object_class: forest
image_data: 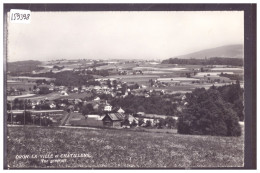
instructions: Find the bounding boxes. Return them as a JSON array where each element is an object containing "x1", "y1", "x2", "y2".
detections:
[
  {"x1": 161, "y1": 57, "x2": 243, "y2": 66},
  {"x1": 177, "y1": 81, "x2": 243, "y2": 136},
  {"x1": 8, "y1": 60, "x2": 43, "y2": 75}
]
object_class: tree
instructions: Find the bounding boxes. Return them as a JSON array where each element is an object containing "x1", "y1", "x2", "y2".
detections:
[
  {"x1": 177, "y1": 88, "x2": 241, "y2": 136},
  {"x1": 82, "y1": 104, "x2": 94, "y2": 116},
  {"x1": 157, "y1": 118, "x2": 166, "y2": 129},
  {"x1": 122, "y1": 117, "x2": 130, "y2": 126},
  {"x1": 112, "y1": 80, "x2": 117, "y2": 88},
  {"x1": 14, "y1": 111, "x2": 32, "y2": 125},
  {"x1": 138, "y1": 118, "x2": 144, "y2": 126},
  {"x1": 145, "y1": 120, "x2": 152, "y2": 127},
  {"x1": 165, "y1": 117, "x2": 176, "y2": 129},
  {"x1": 217, "y1": 82, "x2": 244, "y2": 121},
  {"x1": 107, "y1": 79, "x2": 112, "y2": 88},
  {"x1": 137, "y1": 105, "x2": 145, "y2": 113},
  {"x1": 131, "y1": 120, "x2": 137, "y2": 127},
  {"x1": 125, "y1": 108, "x2": 134, "y2": 114},
  {"x1": 38, "y1": 87, "x2": 51, "y2": 95}
]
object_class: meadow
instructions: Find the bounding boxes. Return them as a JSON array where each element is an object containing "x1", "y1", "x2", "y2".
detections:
[
  {"x1": 7, "y1": 81, "x2": 36, "y2": 91},
  {"x1": 6, "y1": 125, "x2": 244, "y2": 168}
]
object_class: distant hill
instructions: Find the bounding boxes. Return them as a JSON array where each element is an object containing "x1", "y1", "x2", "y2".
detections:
[
  {"x1": 7, "y1": 60, "x2": 43, "y2": 74},
  {"x1": 173, "y1": 44, "x2": 244, "y2": 59}
]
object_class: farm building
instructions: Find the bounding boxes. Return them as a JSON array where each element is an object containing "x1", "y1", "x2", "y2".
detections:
[
  {"x1": 99, "y1": 101, "x2": 113, "y2": 112},
  {"x1": 67, "y1": 112, "x2": 104, "y2": 127},
  {"x1": 112, "y1": 107, "x2": 125, "y2": 113},
  {"x1": 101, "y1": 113, "x2": 126, "y2": 127},
  {"x1": 103, "y1": 104, "x2": 112, "y2": 112},
  {"x1": 70, "y1": 117, "x2": 104, "y2": 127},
  {"x1": 86, "y1": 114, "x2": 103, "y2": 120},
  {"x1": 93, "y1": 97, "x2": 100, "y2": 101},
  {"x1": 127, "y1": 114, "x2": 138, "y2": 124}
]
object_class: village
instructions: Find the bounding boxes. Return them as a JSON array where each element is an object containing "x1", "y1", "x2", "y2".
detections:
[
  {"x1": 6, "y1": 57, "x2": 244, "y2": 131},
  {"x1": 6, "y1": 72, "x2": 181, "y2": 130}
]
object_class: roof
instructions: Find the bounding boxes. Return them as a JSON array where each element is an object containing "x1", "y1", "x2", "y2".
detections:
[
  {"x1": 112, "y1": 107, "x2": 125, "y2": 113},
  {"x1": 70, "y1": 118, "x2": 103, "y2": 127},
  {"x1": 103, "y1": 113, "x2": 126, "y2": 121}
]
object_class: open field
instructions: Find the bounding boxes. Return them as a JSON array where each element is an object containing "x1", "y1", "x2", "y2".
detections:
[
  {"x1": 7, "y1": 81, "x2": 36, "y2": 90},
  {"x1": 133, "y1": 67, "x2": 187, "y2": 71},
  {"x1": 6, "y1": 126, "x2": 244, "y2": 168},
  {"x1": 211, "y1": 67, "x2": 243, "y2": 71},
  {"x1": 7, "y1": 94, "x2": 36, "y2": 101},
  {"x1": 16, "y1": 92, "x2": 91, "y2": 101}
]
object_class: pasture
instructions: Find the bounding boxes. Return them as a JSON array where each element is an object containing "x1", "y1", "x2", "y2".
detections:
[
  {"x1": 19, "y1": 92, "x2": 91, "y2": 101},
  {"x1": 7, "y1": 81, "x2": 36, "y2": 91},
  {"x1": 6, "y1": 125, "x2": 244, "y2": 168}
]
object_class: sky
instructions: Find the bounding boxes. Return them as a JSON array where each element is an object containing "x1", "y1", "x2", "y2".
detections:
[{"x1": 7, "y1": 11, "x2": 244, "y2": 62}]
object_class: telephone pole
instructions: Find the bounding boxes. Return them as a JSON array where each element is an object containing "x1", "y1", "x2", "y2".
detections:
[
  {"x1": 10, "y1": 100, "x2": 13, "y2": 125},
  {"x1": 23, "y1": 99, "x2": 26, "y2": 125},
  {"x1": 40, "y1": 113, "x2": 42, "y2": 126}
]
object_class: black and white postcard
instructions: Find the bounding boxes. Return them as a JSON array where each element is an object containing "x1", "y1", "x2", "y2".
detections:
[{"x1": 3, "y1": 3, "x2": 256, "y2": 169}]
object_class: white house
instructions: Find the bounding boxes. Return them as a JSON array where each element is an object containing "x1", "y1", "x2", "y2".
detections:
[
  {"x1": 49, "y1": 103, "x2": 56, "y2": 109},
  {"x1": 94, "y1": 97, "x2": 100, "y2": 101},
  {"x1": 104, "y1": 103, "x2": 112, "y2": 112},
  {"x1": 60, "y1": 91, "x2": 68, "y2": 96}
]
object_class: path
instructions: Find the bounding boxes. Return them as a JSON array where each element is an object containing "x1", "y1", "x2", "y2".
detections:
[{"x1": 60, "y1": 112, "x2": 71, "y2": 126}]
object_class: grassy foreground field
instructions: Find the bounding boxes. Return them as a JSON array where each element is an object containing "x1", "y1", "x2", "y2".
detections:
[{"x1": 6, "y1": 126, "x2": 244, "y2": 168}]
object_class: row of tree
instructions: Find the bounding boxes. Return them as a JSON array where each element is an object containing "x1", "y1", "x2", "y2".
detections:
[
  {"x1": 7, "y1": 111, "x2": 53, "y2": 126},
  {"x1": 110, "y1": 95, "x2": 178, "y2": 115},
  {"x1": 162, "y1": 57, "x2": 243, "y2": 66}
]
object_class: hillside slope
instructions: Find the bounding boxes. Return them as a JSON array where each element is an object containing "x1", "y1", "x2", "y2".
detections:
[{"x1": 174, "y1": 44, "x2": 243, "y2": 59}]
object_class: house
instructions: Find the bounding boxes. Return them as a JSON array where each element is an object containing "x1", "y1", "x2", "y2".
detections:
[
  {"x1": 59, "y1": 86, "x2": 65, "y2": 90},
  {"x1": 59, "y1": 103, "x2": 66, "y2": 107},
  {"x1": 143, "y1": 118, "x2": 156, "y2": 126},
  {"x1": 145, "y1": 93, "x2": 150, "y2": 98},
  {"x1": 74, "y1": 99, "x2": 82, "y2": 104},
  {"x1": 112, "y1": 107, "x2": 125, "y2": 114},
  {"x1": 70, "y1": 117, "x2": 104, "y2": 127},
  {"x1": 49, "y1": 103, "x2": 56, "y2": 109},
  {"x1": 92, "y1": 103, "x2": 99, "y2": 111},
  {"x1": 31, "y1": 101, "x2": 38, "y2": 106},
  {"x1": 103, "y1": 103, "x2": 112, "y2": 112},
  {"x1": 81, "y1": 85, "x2": 88, "y2": 91},
  {"x1": 68, "y1": 99, "x2": 75, "y2": 104},
  {"x1": 127, "y1": 114, "x2": 138, "y2": 124},
  {"x1": 35, "y1": 88, "x2": 40, "y2": 93},
  {"x1": 101, "y1": 113, "x2": 126, "y2": 127},
  {"x1": 67, "y1": 105, "x2": 74, "y2": 112},
  {"x1": 141, "y1": 85, "x2": 147, "y2": 89},
  {"x1": 73, "y1": 87, "x2": 79, "y2": 92},
  {"x1": 94, "y1": 86, "x2": 101, "y2": 91},
  {"x1": 49, "y1": 87, "x2": 54, "y2": 91},
  {"x1": 60, "y1": 91, "x2": 68, "y2": 96},
  {"x1": 136, "y1": 112, "x2": 145, "y2": 116},
  {"x1": 86, "y1": 114, "x2": 103, "y2": 120},
  {"x1": 93, "y1": 97, "x2": 100, "y2": 101},
  {"x1": 117, "y1": 107, "x2": 125, "y2": 113}
]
